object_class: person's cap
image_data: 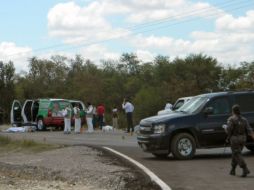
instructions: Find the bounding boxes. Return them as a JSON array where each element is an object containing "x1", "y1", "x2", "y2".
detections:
[{"x1": 232, "y1": 104, "x2": 241, "y2": 115}]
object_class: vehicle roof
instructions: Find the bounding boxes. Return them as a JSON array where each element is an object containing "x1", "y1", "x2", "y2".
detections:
[
  {"x1": 177, "y1": 96, "x2": 193, "y2": 101},
  {"x1": 39, "y1": 98, "x2": 66, "y2": 101},
  {"x1": 197, "y1": 91, "x2": 254, "y2": 98},
  {"x1": 69, "y1": 100, "x2": 83, "y2": 102}
]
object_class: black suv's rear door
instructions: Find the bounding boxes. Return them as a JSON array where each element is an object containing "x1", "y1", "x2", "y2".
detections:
[
  {"x1": 198, "y1": 96, "x2": 231, "y2": 147},
  {"x1": 234, "y1": 93, "x2": 254, "y2": 142}
]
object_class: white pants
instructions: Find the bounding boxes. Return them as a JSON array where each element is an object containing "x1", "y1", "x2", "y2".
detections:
[
  {"x1": 86, "y1": 117, "x2": 94, "y2": 133},
  {"x1": 112, "y1": 118, "x2": 118, "y2": 129},
  {"x1": 74, "y1": 118, "x2": 81, "y2": 133},
  {"x1": 64, "y1": 118, "x2": 71, "y2": 133}
]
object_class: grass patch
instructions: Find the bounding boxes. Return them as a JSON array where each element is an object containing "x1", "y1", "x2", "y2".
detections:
[{"x1": 0, "y1": 135, "x2": 60, "y2": 153}]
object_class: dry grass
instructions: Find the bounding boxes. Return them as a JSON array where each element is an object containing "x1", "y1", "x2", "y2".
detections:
[
  {"x1": 0, "y1": 124, "x2": 10, "y2": 131},
  {"x1": 0, "y1": 135, "x2": 60, "y2": 153}
]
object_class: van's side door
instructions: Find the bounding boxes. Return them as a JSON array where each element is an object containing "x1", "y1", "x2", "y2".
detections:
[
  {"x1": 198, "y1": 97, "x2": 231, "y2": 147},
  {"x1": 10, "y1": 100, "x2": 23, "y2": 126}
]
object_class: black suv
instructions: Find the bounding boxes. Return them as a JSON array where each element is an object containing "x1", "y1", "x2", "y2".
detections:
[{"x1": 137, "y1": 91, "x2": 254, "y2": 160}]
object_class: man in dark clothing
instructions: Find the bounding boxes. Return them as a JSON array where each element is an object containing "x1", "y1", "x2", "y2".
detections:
[
  {"x1": 226, "y1": 105, "x2": 254, "y2": 177},
  {"x1": 97, "y1": 104, "x2": 105, "y2": 130}
]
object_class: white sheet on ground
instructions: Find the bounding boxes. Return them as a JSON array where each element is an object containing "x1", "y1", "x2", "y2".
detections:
[
  {"x1": 102, "y1": 125, "x2": 113, "y2": 132},
  {"x1": 5, "y1": 126, "x2": 36, "y2": 133}
]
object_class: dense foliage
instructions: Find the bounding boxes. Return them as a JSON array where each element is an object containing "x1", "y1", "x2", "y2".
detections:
[{"x1": 0, "y1": 53, "x2": 253, "y2": 126}]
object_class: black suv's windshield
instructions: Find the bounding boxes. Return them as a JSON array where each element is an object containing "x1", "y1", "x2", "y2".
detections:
[{"x1": 177, "y1": 96, "x2": 208, "y2": 113}]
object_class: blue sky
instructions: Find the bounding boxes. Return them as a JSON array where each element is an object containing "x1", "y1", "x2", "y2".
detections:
[{"x1": 0, "y1": 0, "x2": 254, "y2": 72}]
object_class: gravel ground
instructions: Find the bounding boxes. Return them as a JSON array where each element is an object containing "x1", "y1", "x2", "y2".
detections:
[{"x1": 0, "y1": 145, "x2": 159, "y2": 190}]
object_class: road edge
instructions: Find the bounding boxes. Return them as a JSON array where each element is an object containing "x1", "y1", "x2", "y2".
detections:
[{"x1": 103, "y1": 147, "x2": 171, "y2": 190}]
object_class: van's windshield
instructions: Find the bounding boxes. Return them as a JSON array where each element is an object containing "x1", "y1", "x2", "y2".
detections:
[{"x1": 177, "y1": 96, "x2": 208, "y2": 114}]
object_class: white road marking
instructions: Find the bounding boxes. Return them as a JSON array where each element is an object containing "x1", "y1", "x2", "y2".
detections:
[{"x1": 103, "y1": 147, "x2": 171, "y2": 190}]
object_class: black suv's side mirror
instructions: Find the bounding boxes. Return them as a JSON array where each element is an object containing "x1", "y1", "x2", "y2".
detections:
[{"x1": 204, "y1": 107, "x2": 214, "y2": 115}]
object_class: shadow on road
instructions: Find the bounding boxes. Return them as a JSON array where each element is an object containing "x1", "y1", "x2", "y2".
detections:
[{"x1": 142, "y1": 151, "x2": 254, "y2": 161}]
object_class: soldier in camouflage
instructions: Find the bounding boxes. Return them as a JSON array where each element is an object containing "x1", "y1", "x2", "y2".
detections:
[{"x1": 227, "y1": 105, "x2": 254, "y2": 177}]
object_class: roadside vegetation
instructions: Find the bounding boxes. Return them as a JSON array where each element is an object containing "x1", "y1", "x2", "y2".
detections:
[
  {"x1": 0, "y1": 53, "x2": 254, "y2": 126},
  {"x1": 0, "y1": 135, "x2": 59, "y2": 153}
]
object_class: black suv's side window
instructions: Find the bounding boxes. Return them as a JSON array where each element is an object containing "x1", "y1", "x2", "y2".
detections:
[
  {"x1": 235, "y1": 94, "x2": 254, "y2": 112},
  {"x1": 207, "y1": 97, "x2": 230, "y2": 115},
  {"x1": 173, "y1": 100, "x2": 184, "y2": 110}
]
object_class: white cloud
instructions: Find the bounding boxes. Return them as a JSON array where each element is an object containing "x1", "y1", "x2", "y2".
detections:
[
  {"x1": 0, "y1": 42, "x2": 32, "y2": 73},
  {"x1": 48, "y1": 1, "x2": 129, "y2": 45},
  {"x1": 79, "y1": 44, "x2": 120, "y2": 62},
  {"x1": 216, "y1": 10, "x2": 254, "y2": 32},
  {"x1": 130, "y1": 35, "x2": 191, "y2": 55},
  {"x1": 45, "y1": 0, "x2": 254, "y2": 67},
  {"x1": 33, "y1": 44, "x2": 119, "y2": 66},
  {"x1": 125, "y1": 1, "x2": 224, "y2": 23},
  {"x1": 136, "y1": 50, "x2": 155, "y2": 63},
  {"x1": 47, "y1": 0, "x2": 225, "y2": 45},
  {"x1": 128, "y1": 9, "x2": 254, "y2": 65}
]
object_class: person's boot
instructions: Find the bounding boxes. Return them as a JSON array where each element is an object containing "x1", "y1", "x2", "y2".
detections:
[
  {"x1": 241, "y1": 166, "x2": 250, "y2": 177},
  {"x1": 230, "y1": 165, "x2": 236, "y2": 176}
]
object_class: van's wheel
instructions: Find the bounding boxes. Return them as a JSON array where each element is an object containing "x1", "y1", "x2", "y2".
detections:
[
  {"x1": 37, "y1": 118, "x2": 45, "y2": 131},
  {"x1": 171, "y1": 133, "x2": 196, "y2": 160},
  {"x1": 246, "y1": 145, "x2": 254, "y2": 152},
  {"x1": 152, "y1": 153, "x2": 169, "y2": 158}
]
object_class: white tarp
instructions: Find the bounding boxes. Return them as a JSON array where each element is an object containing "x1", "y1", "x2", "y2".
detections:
[
  {"x1": 5, "y1": 126, "x2": 36, "y2": 133},
  {"x1": 102, "y1": 125, "x2": 113, "y2": 132}
]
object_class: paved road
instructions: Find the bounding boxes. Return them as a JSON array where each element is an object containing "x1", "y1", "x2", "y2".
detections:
[{"x1": 1, "y1": 130, "x2": 254, "y2": 190}]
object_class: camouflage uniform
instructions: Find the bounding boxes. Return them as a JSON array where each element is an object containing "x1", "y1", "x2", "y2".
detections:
[{"x1": 227, "y1": 115, "x2": 253, "y2": 176}]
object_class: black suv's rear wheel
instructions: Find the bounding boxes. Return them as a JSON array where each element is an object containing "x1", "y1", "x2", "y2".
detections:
[
  {"x1": 37, "y1": 118, "x2": 45, "y2": 131},
  {"x1": 246, "y1": 145, "x2": 254, "y2": 152},
  {"x1": 171, "y1": 133, "x2": 196, "y2": 160}
]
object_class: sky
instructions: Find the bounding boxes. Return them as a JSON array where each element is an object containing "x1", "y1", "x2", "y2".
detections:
[{"x1": 0, "y1": 0, "x2": 254, "y2": 73}]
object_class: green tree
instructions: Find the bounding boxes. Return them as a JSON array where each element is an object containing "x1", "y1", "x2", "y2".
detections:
[{"x1": 0, "y1": 61, "x2": 15, "y2": 122}]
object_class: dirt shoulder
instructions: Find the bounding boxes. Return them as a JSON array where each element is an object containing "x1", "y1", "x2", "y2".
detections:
[{"x1": 0, "y1": 143, "x2": 159, "y2": 190}]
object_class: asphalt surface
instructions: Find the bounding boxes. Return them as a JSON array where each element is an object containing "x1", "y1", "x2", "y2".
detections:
[{"x1": 1, "y1": 130, "x2": 254, "y2": 190}]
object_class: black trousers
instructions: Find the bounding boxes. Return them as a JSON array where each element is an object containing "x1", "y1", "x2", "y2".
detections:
[
  {"x1": 98, "y1": 115, "x2": 104, "y2": 129},
  {"x1": 126, "y1": 112, "x2": 134, "y2": 132}
]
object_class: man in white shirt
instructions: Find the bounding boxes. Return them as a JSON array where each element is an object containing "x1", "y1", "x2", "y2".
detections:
[{"x1": 122, "y1": 98, "x2": 134, "y2": 133}]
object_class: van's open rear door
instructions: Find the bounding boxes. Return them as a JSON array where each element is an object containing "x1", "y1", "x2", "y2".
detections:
[{"x1": 10, "y1": 100, "x2": 22, "y2": 126}]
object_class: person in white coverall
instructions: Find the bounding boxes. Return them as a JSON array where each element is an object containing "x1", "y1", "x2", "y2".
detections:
[
  {"x1": 63, "y1": 105, "x2": 72, "y2": 134},
  {"x1": 86, "y1": 102, "x2": 94, "y2": 133},
  {"x1": 164, "y1": 100, "x2": 173, "y2": 110},
  {"x1": 74, "y1": 104, "x2": 81, "y2": 134}
]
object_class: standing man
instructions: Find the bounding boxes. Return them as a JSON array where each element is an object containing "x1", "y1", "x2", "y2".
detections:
[
  {"x1": 63, "y1": 105, "x2": 72, "y2": 134},
  {"x1": 86, "y1": 102, "x2": 94, "y2": 133},
  {"x1": 122, "y1": 98, "x2": 134, "y2": 133},
  {"x1": 97, "y1": 103, "x2": 105, "y2": 130},
  {"x1": 226, "y1": 105, "x2": 254, "y2": 177},
  {"x1": 73, "y1": 103, "x2": 81, "y2": 134},
  {"x1": 112, "y1": 106, "x2": 118, "y2": 130}
]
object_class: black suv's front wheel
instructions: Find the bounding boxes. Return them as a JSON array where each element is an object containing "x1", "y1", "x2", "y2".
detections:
[{"x1": 171, "y1": 133, "x2": 196, "y2": 160}]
